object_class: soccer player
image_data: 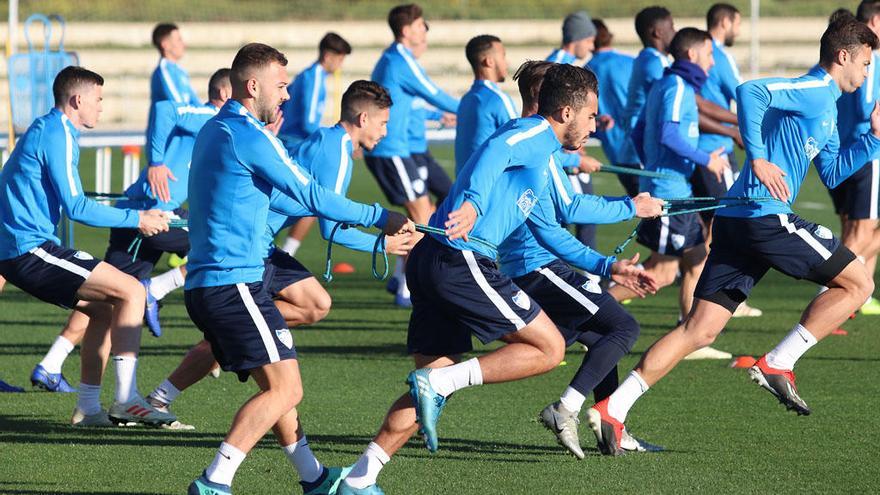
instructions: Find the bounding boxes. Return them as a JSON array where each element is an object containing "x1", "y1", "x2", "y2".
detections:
[
  {"x1": 506, "y1": 60, "x2": 665, "y2": 458},
  {"x1": 547, "y1": 11, "x2": 596, "y2": 65},
  {"x1": 150, "y1": 23, "x2": 199, "y2": 107},
  {"x1": 338, "y1": 64, "x2": 651, "y2": 494},
  {"x1": 0, "y1": 66, "x2": 172, "y2": 425},
  {"x1": 184, "y1": 43, "x2": 413, "y2": 495},
  {"x1": 454, "y1": 34, "x2": 517, "y2": 172},
  {"x1": 587, "y1": 19, "x2": 880, "y2": 455},
  {"x1": 609, "y1": 29, "x2": 729, "y2": 323}
]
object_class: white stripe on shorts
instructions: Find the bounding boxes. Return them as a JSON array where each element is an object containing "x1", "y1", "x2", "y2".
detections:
[
  {"x1": 657, "y1": 216, "x2": 670, "y2": 255},
  {"x1": 236, "y1": 283, "x2": 281, "y2": 363},
  {"x1": 462, "y1": 250, "x2": 526, "y2": 330},
  {"x1": 391, "y1": 156, "x2": 416, "y2": 201},
  {"x1": 29, "y1": 246, "x2": 92, "y2": 279},
  {"x1": 538, "y1": 267, "x2": 599, "y2": 314},
  {"x1": 777, "y1": 214, "x2": 831, "y2": 260},
  {"x1": 871, "y1": 159, "x2": 879, "y2": 220}
]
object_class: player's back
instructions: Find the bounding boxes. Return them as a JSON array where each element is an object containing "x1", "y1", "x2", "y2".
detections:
[
  {"x1": 455, "y1": 80, "x2": 518, "y2": 172},
  {"x1": 622, "y1": 47, "x2": 670, "y2": 133},
  {"x1": 279, "y1": 62, "x2": 325, "y2": 142},
  {"x1": 587, "y1": 50, "x2": 639, "y2": 164},
  {"x1": 370, "y1": 43, "x2": 416, "y2": 158},
  {"x1": 699, "y1": 40, "x2": 743, "y2": 153}
]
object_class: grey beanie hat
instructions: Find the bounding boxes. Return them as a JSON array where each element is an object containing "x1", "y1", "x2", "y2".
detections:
[{"x1": 562, "y1": 11, "x2": 597, "y2": 44}]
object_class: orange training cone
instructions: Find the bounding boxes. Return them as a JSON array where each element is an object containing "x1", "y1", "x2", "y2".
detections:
[
  {"x1": 332, "y1": 262, "x2": 356, "y2": 274},
  {"x1": 730, "y1": 355, "x2": 757, "y2": 368}
]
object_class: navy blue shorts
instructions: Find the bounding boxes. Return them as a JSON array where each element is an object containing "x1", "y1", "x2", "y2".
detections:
[
  {"x1": 406, "y1": 236, "x2": 542, "y2": 356},
  {"x1": 364, "y1": 155, "x2": 428, "y2": 206},
  {"x1": 412, "y1": 150, "x2": 452, "y2": 202},
  {"x1": 263, "y1": 249, "x2": 313, "y2": 298},
  {"x1": 689, "y1": 155, "x2": 736, "y2": 221},
  {"x1": 513, "y1": 260, "x2": 632, "y2": 346},
  {"x1": 695, "y1": 213, "x2": 856, "y2": 312},
  {"x1": 637, "y1": 212, "x2": 704, "y2": 257},
  {"x1": 614, "y1": 163, "x2": 641, "y2": 197},
  {"x1": 104, "y1": 208, "x2": 189, "y2": 279},
  {"x1": 0, "y1": 241, "x2": 101, "y2": 309},
  {"x1": 185, "y1": 282, "x2": 296, "y2": 382},
  {"x1": 837, "y1": 160, "x2": 880, "y2": 220}
]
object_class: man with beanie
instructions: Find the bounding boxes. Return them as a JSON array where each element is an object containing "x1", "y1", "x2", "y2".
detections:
[{"x1": 548, "y1": 11, "x2": 597, "y2": 64}]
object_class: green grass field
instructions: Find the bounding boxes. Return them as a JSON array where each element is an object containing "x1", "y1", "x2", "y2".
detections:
[{"x1": 1, "y1": 143, "x2": 879, "y2": 494}]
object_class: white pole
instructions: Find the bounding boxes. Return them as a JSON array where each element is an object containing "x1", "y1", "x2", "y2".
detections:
[
  {"x1": 6, "y1": 0, "x2": 18, "y2": 149},
  {"x1": 750, "y1": 0, "x2": 760, "y2": 79},
  {"x1": 95, "y1": 149, "x2": 104, "y2": 193},
  {"x1": 102, "y1": 147, "x2": 112, "y2": 193}
]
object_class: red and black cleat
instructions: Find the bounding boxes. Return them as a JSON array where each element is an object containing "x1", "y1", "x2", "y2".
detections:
[
  {"x1": 586, "y1": 398, "x2": 625, "y2": 456},
  {"x1": 748, "y1": 355, "x2": 811, "y2": 416}
]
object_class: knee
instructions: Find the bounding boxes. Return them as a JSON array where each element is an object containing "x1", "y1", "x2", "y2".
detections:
[
  {"x1": 619, "y1": 315, "x2": 641, "y2": 350},
  {"x1": 541, "y1": 332, "x2": 566, "y2": 372},
  {"x1": 683, "y1": 319, "x2": 720, "y2": 349},
  {"x1": 115, "y1": 275, "x2": 146, "y2": 306},
  {"x1": 308, "y1": 293, "x2": 332, "y2": 324}
]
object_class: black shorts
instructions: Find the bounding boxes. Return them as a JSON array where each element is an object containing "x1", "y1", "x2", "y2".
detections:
[
  {"x1": 636, "y1": 212, "x2": 704, "y2": 257},
  {"x1": 411, "y1": 151, "x2": 452, "y2": 203},
  {"x1": 263, "y1": 249, "x2": 313, "y2": 298},
  {"x1": 104, "y1": 208, "x2": 189, "y2": 279},
  {"x1": 0, "y1": 241, "x2": 101, "y2": 309},
  {"x1": 406, "y1": 236, "x2": 542, "y2": 356},
  {"x1": 695, "y1": 213, "x2": 856, "y2": 312},
  {"x1": 185, "y1": 282, "x2": 296, "y2": 382},
  {"x1": 689, "y1": 152, "x2": 736, "y2": 222},
  {"x1": 837, "y1": 160, "x2": 879, "y2": 220},
  {"x1": 614, "y1": 163, "x2": 641, "y2": 197},
  {"x1": 364, "y1": 155, "x2": 428, "y2": 206}
]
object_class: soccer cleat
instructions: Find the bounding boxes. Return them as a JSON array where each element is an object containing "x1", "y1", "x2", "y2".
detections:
[
  {"x1": 109, "y1": 395, "x2": 177, "y2": 426},
  {"x1": 146, "y1": 398, "x2": 196, "y2": 430},
  {"x1": 301, "y1": 466, "x2": 353, "y2": 495},
  {"x1": 748, "y1": 356, "x2": 811, "y2": 416},
  {"x1": 0, "y1": 379, "x2": 24, "y2": 393},
  {"x1": 538, "y1": 402, "x2": 584, "y2": 459},
  {"x1": 188, "y1": 472, "x2": 231, "y2": 495},
  {"x1": 385, "y1": 276, "x2": 399, "y2": 295},
  {"x1": 586, "y1": 398, "x2": 624, "y2": 456},
  {"x1": 860, "y1": 297, "x2": 880, "y2": 315},
  {"x1": 684, "y1": 346, "x2": 733, "y2": 360},
  {"x1": 620, "y1": 428, "x2": 664, "y2": 453},
  {"x1": 733, "y1": 302, "x2": 763, "y2": 317},
  {"x1": 30, "y1": 364, "x2": 77, "y2": 393},
  {"x1": 70, "y1": 407, "x2": 113, "y2": 427},
  {"x1": 394, "y1": 292, "x2": 412, "y2": 308},
  {"x1": 210, "y1": 366, "x2": 221, "y2": 378},
  {"x1": 168, "y1": 253, "x2": 188, "y2": 269},
  {"x1": 406, "y1": 368, "x2": 447, "y2": 453},
  {"x1": 141, "y1": 279, "x2": 163, "y2": 337},
  {"x1": 337, "y1": 481, "x2": 385, "y2": 495}
]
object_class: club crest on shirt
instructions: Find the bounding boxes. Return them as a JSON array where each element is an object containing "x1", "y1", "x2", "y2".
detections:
[
  {"x1": 275, "y1": 328, "x2": 293, "y2": 349},
  {"x1": 804, "y1": 136, "x2": 820, "y2": 160},
  {"x1": 671, "y1": 234, "x2": 686, "y2": 250},
  {"x1": 688, "y1": 122, "x2": 699, "y2": 138},
  {"x1": 512, "y1": 290, "x2": 531, "y2": 310},
  {"x1": 73, "y1": 251, "x2": 94, "y2": 261},
  {"x1": 516, "y1": 189, "x2": 538, "y2": 217},
  {"x1": 814, "y1": 225, "x2": 832, "y2": 240}
]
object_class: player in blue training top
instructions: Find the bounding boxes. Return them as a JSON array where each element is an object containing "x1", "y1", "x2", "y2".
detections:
[
  {"x1": 337, "y1": 64, "x2": 652, "y2": 494},
  {"x1": 621, "y1": 7, "x2": 675, "y2": 139},
  {"x1": 0, "y1": 66, "x2": 175, "y2": 425},
  {"x1": 184, "y1": 44, "x2": 414, "y2": 495},
  {"x1": 455, "y1": 34, "x2": 518, "y2": 172},
  {"x1": 587, "y1": 19, "x2": 642, "y2": 197},
  {"x1": 611, "y1": 29, "x2": 730, "y2": 330},
  {"x1": 547, "y1": 11, "x2": 596, "y2": 65},
  {"x1": 150, "y1": 23, "x2": 200, "y2": 108},
  {"x1": 587, "y1": 19, "x2": 880, "y2": 455}
]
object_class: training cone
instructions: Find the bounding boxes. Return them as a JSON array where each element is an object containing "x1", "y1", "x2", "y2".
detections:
[
  {"x1": 730, "y1": 355, "x2": 757, "y2": 368},
  {"x1": 831, "y1": 328, "x2": 848, "y2": 336},
  {"x1": 332, "y1": 262, "x2": 356, "y2": 274}
]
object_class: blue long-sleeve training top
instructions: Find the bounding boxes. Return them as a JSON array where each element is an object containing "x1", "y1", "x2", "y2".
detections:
[
  {"x1": 369, "y1": 42, "x2": 459, "y2": 158},
  {"x1": 546, "y1": 48, "x2": 577, "y2": 65},
  {"x1": 407, "y1": 97, "x2": 444, "y2": 154},
  {"x1": 586, "y1": 49, "x2": 641, "y2": 166},
  {"x1": 150, "y1": 58, "x2": 200, "y2": 106},
  {"x1": 185, "y1": 100, "x2": 390, "y2": 289},
  {"x1": 0, "y1": 109, "x2": 140, "y2": 259},
  {"x1": 454, "y1": 79, "x2": 518, "y2": 173},
  {"x1": 722, "y1": 65, "x2": 880, "y2": 218},
  {"x1": 698, "y1": 39, "x2": 743, "y2": 155},
  {"x1": 621, "y1": 47, "x2": 670, "y2": 135},
  {"x1": 278, "y1": 61, "x2": 328, "y2": 144}
]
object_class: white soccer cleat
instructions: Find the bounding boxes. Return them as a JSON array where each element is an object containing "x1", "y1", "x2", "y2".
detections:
[
  {"x1": 109, "y1": 395, "x2": 177, "y2": 426},
  {"x1": 71, "y1": 407, "x2": 113, "y2": 427},
  {"x1": 732, "y1": 303, "x2": 763, "y2": 318},
  {"x1": 684, "y1": 346, "x2": 733, "y2": 360},
  {"x1": 209, "y1": 366, "x2": 221, "y2": 378}
]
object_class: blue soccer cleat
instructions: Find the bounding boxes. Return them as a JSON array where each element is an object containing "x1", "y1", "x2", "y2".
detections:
[
  {"x1": 30, "y1": 364, "x2": 77, "y2": 392},
  {"x1": 0, "y1": 379, "x2": 24, "y2": 393},
  {"x1": 141, "y1": 279, "x2": 163, "y2": 337},
  {"x1": 394, "y1": 292, "x2": 412, "y2": 309},
  {"x1": 337, "y1": 481, "x2": 385, "y2": 495},
  {"x1": 301, "y1": 465, "x2": 353, "y2": 495},
  {"x1": 406, "y1": 368, "x2": 447, "y2": 453},
  {"x1": 188, "y1": 472, "x2": 231, "y2": 495},
  {"x1": 385, "y1": 276, "x2": 399, "y2": 295}
]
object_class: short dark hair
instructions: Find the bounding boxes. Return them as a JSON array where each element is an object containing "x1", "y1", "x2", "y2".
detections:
[
  {"x1": 706, "y1": 3, "x2": 740, "y2": 30},
  {"x1": 857, "y1": 1, "x2": 880, "y2": 23},
  {"x1": 830, "y1": 8, "x2": 856, "y2": 25},
  {"x1": 53, "y1": 66, "x2": 104, "y2": 106},
  {"x1": 537, "y1": 64, "x2": 598, "y2": 117},
  {"x1": 669, "y1": 27, "x2": 712, "y2": 61},
  {"x1": 388, "y1": 4, "x2": 423, "y2": 39},
  {"x1": 341, "y1": 80, "x2": 393, "y2": 122},
  {"x1": 208, "y1": 68, "x2": 231, "y2": 100},
  {"x1": 593, "y1": 19, "x2": 613, "y2": 49},
  {"x1": 319, "y1": 32, "x2": 352, "y2": 57},
  {"x1": 514, "y1": 60, "x2": 554, "y2": 111},
  {"x1": 819, "y1": 18, "x2": 880, "y2": 65},
  {"x1": 465, "y1": 34, "x2": 501, "y2": 72},
  {"x1": 152, "y1": 23, "x2": 178, "y2": 52},
  {"x1": 230, "y1": 43, "x2": 288, "y2": 88},
  {"x1": 635, "y1": 6, "x2": 672, "y2": 47}
]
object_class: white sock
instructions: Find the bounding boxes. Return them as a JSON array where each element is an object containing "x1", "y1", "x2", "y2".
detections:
[
  {"x1": 113, "y1": 356, "x2": 138, "y2": 404},
  {"x1": 148, "y1": 379, "x2": 180, "y2": 407},
  {"x1": 559, "y1": 386, "x2": 586, "y2": 413},
  {"x1": 39, "y1": 336, "x2": 74, "y2": 374},
  {"x1": 345, "y1": 442, "x2": 390, "y2": 489},
  {"x1": 397, "y1": 278, "x2": 410, "y2": 298},
  {"x1": 206, "y1": 442, "x2": 246, "y2": 486},
  {"x1": 427, "y1": 357, "x2": 483, "y2": 398},
  {"x1": 148, "y1": 267, "x2": 185, "y2": 300},
  {"x1": 765, "y1": 323, "x2": 817, "y2": 370},
  {"x1": 282, "y1": 436, "x2": 323, "y2": 484},
  {"x1": 606, "y1": 371, "x2": 649, "y2": 423},
  {"x1": 76, "y1": 383, "x2": 102, "y2": 415},
  {"x1": 282, "y1": 238, "x2": 301, "y2": 256}
]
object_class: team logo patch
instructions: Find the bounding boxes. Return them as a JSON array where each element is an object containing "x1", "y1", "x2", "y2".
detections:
[
  {"x1": 412, "y1": 179, "x2": 426, "y2": 195},
  {"x1": 516, "y1": 189, "x2": 539, "y2": 217},
  {"x1": 73, "y1": 251, "x2": 94, "y2": 261},
  {"x1": 275, "y1": 329, "x2": 293, "y2": 349},
  {"x1": 512, "y1": 290, "x2": 531, "y2": 311},
  {"x1": 814, "y1": 225, "x2": 832, "y2": 240},
  {"x1": 581, "y1": 279, "x2": 602, "y2": 294},
  {"x1": 671, "y1": 234, "x2": 686, "y2": 250},
  {"x1": 417, "y1": 166, "x2": 429, "y2": 181},
  {"x1": 804, "y1": 137, "x2": 820, "y2": 160},
  {"x1": 688, "y1": 122, "x2": 699, "y2": 138}
]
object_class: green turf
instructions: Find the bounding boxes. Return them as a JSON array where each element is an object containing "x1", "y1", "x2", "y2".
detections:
[{"x1": 1, "y1": 143, "x2": 879, "y2": 494}]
